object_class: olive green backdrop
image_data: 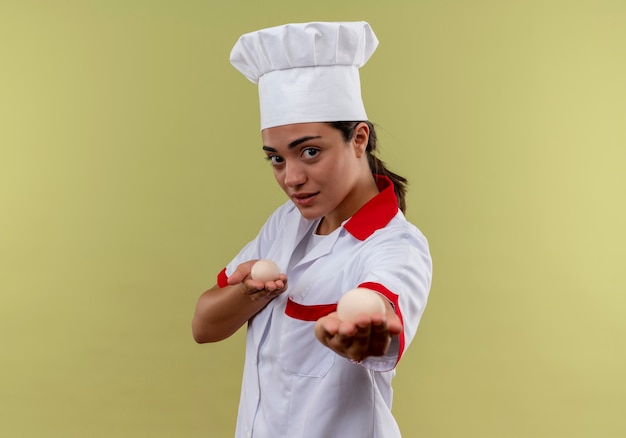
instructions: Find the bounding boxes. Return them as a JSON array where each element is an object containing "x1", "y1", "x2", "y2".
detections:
[{"x1": 1, "y1": 0, "x2": 625, "y2": 437}]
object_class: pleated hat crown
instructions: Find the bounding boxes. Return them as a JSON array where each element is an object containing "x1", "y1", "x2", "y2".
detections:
[{"x1": 230, "y1": 21, "x2": 379, "y2": 130}]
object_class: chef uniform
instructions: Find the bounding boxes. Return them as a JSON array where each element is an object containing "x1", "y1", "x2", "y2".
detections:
[{"x1": 221, "y1": 21, "x2": 433, "y2": 438}]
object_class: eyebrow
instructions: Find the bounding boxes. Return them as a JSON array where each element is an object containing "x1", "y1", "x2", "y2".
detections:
[{"x1": 262, "y1": 135, "x2": 322, "y2": 152}]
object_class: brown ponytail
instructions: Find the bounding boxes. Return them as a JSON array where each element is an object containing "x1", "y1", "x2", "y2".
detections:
[{"x1": 328, "y1": 121, "x2": 408, "y2": 213}]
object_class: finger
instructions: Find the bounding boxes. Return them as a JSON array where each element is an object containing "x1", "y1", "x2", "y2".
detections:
[
  {"x1": 264, "y1": 281, "x2": 278, "y2": 292},
  {"x1": 323, "y1": 316, "x2": 341, "y2": 335},
  {"x1": 370, "y1": 336, "x2": 391, "y2": 356},
  {"x1": 322, "y1": 330, "x2": 348, "y2": 352},
  {"x1": 369, "y1": 311, "x2": 385, "y2": 325},
  {"x1": 344, "y1": 341, "x2": 369, "y2": 362},
  {"x1": 329, "y1": 322, "x2": 357, "y2": 348},
  {"x1": 368, "y1": 319, "x2": 392, "y2": 356},
  {"x1": 339, "y1": 319, "x2": 372, "y2": 350},
  {"x1": 227, "y1": 260, "x2": 257, "y2": 285},
  {"x1": 227, "y1": 271, "x2": 244, "y2": 285},
  {"x1": 240, "y1": 279, "x2": 265, "y2": 295},
  {"x1": 352, "y1": 321, "x2": 374, "y2": 353},
  {"x1": 385, "y1": 312, "x2": 403, "y2": 335}
]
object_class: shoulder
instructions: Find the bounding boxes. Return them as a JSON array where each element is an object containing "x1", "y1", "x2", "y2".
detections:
[
  {"x1": 369, "y1": 211, "x2": 429, "y2": 251},
  {"x1": 352, "y1": 212, "x2": 432, "y2": 281}
]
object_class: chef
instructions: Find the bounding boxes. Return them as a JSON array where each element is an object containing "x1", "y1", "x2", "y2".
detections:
[{"x1": 192, "y1": 21, "x2": 432, "y2": 438}]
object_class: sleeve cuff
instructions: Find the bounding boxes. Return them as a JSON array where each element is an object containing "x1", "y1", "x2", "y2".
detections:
[{"x1": 217, "y1": 268, "x2": 229, "y2": 288}]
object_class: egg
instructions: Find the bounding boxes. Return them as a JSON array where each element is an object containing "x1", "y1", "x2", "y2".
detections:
[
  {"x1": 336, "y1": 288, "x2": 386, "y2": 322},
  {"x1": 250, "y1": 259, "x2": 280, "y2": 282}
]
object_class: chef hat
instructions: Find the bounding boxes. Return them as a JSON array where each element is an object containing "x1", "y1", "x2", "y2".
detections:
[{"x1": 230, "y1": 21, "x2": 379, "y2": 130}]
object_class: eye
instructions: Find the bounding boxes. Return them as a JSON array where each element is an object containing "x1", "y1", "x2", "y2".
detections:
[
  {"x1": 301, "y1": 148, "x2": 320, "y2": 159},
  {"x1": 265, "y1": 154, "x2": 284, "y2": 166}
]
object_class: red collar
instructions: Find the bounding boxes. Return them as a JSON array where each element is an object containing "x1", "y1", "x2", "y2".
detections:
[{"x1": 343, "y1": 175, "x2": 399, "y2": 241}]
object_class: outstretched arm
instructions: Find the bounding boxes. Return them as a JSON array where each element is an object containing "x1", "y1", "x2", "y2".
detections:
[{"x1": 192, "y1": 260, "x2": 287, "y2": 343}]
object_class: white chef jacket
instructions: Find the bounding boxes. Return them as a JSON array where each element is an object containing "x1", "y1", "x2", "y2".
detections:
[{"x1": 217, "y1": 175, "x2": 432, "y2": 438}]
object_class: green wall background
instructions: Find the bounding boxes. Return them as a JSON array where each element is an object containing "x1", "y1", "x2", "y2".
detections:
[{"x1": 1, "y1": 1, "x2": 625, "y2": 436}]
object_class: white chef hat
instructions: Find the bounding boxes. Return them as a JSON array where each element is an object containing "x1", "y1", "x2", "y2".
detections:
[{"x1": 229, "y1": 21, "x2": 379, "y2": 130}]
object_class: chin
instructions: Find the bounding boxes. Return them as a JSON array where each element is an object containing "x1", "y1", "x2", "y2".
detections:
[{"x1": 293, "y1": 205, "x2": 324, "y2": 221}]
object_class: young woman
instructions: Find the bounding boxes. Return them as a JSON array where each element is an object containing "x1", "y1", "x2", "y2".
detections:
[{"x1": 192, "y1": 22, "x2": 432, "y2": 438}]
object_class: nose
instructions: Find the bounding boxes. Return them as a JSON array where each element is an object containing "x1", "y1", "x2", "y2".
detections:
[{"x1": 283, "y1": 160, "x2": 306, "y2": 188}]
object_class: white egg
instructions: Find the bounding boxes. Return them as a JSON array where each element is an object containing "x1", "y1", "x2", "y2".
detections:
[
  {"x1": 336, "y1": 288, "x2": 386, "y2": 322},
  {"x1": 250, "y1": 259, "x2": 280, "y2": 282}
]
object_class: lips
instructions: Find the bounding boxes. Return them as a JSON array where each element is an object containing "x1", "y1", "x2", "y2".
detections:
[{"x1": 292, "y1": 192, "x2": 319, "y2": 206}]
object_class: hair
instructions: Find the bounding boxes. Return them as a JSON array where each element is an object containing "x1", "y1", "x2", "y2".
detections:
[{"x1": 328, "y1": 121, "x2": 408, "y2": 213}]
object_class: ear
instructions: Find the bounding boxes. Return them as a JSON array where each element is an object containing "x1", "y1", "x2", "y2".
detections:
[{"x1": 352, "y1": 122, "x2": 370, "y2": 158}]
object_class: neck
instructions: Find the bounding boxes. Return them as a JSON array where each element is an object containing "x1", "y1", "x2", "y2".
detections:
[{"x1": 317, "y1": 173, "x2": 379, "y2": 235}]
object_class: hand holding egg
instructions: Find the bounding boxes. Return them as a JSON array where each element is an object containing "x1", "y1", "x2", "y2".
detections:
[
  {"x1": 250, "y1": 259, "x2": 281, "y2": 282},
  {"x1": 235, "y1": 259, "x2": 285, "y2": 301},
  {"x1": 314, "y1": 287, "x2": 400, "y2": 362},
  {"x1": 336, "y1": 288, "x2": 386, "y2": 323}
]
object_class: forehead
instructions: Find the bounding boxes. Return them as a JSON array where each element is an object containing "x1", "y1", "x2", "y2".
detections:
[{"x1": 261, "y1": 122, "x2": 338, "y2": 147}]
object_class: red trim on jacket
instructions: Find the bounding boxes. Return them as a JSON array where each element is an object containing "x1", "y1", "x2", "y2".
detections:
[
  {"x1": 343, "y1": 174, "x2": 399, "y2": 241},
  {"x1": 217, "y1": 268, "x2": 229, "y2": 288},
  {"x1": 285, "y1": 298, "x2": 337, "y2": 321},
  {"x1": 358, "y1": 281, "x2": 405, "y2": 364}
]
